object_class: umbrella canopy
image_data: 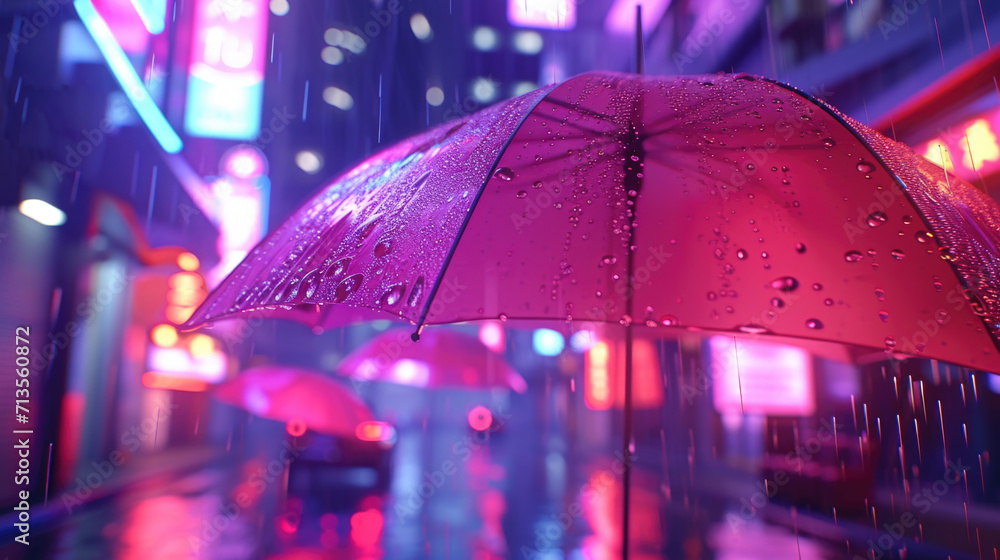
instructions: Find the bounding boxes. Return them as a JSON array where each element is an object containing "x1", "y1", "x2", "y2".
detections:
[
  {"x1": 186, "y1": 71, "x2": 1000, "y2": 372},
  {"x1": 214, "y1": 365, "x2": 374, "y2": 438},
  {"x1": 337, "y1": 328, "x2": 527, "y2": 393}
]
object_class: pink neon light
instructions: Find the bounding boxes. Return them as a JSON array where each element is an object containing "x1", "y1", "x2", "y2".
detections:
[
  {"x1": 709, "y1": 336, "x2": 815, "y2": 416},
  {"x1": 604, "y1": 0, "x2": 672, "y2": 35},
  {"x1": 507, "y1": 0, "x2": 576, "y2": 30},
  {"x1": 92, "y1": 0, "x2": 151, "y2": 53},
  {"x1": 188, "y1": 0, "x2": 268, "y2": 85},
  {"x1": 478, "y1": 322, "x2": 505, "y2": 352}
]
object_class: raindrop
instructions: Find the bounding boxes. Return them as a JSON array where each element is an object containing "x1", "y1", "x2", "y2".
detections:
[
  {"x1": 890, "y1": 249, "x2": 905, "y2": 260},
  {"x1": 714, "y1": 248, "x2": 725, "y2": 260},
  {"x1": 915, "y1": 231, "x2": 933, "y2": 243},
  {"x1": 601, "y1": 255, "x2": 617, "y2": 265},
  {"x1": 380, "y1": 283, "x2": 405, "y2": 306},
  {"x1": 516, "y1": 190, "x2": 528, "y2": 199},
  {"x1": 965, "y1": 289, "x2": 988, "y2": 316},
  {"x1": 325, "y1": 257, "x2": 352, "y2": 279},
  {"x1": 374, "y1": 238, "x2": 393, "y2": 257},
  {"x1": 821, "y1": 137, "x2": 836, "y2": 148},
  {"x1": 770, "y1": 297, "x2": 784, "y2": 308},
  {"x1": 875, "y1": 288, "x2": 885, "y2": 301},
  {"x1": 725, "y1": 306, "x2": 734, "y2": 314},
  {"x1": 498, "y1": 313, "x2": 508, "y2": 322},
  {"x1": 867, "y1": 249, "x2": 877, "y2": 257},
  {"x1": 866, "y1": 211, "x2": 888, "y2": 227},
  {"x1": 878, "y1": 311, "x2": 889, "y2": 322},
  {"x1": 932, "y1": 278, "x2": 943, "y2": 292},
  {"x1": 619, "y1": 315, "x2": 632, "y2": 326},
  {"x1": 746, "y1": 163, "x2": 755, "y2": 171},
  {"x1": 493, "y1": 167, "x2": 515, "y2": 181},
  {"x1": 856, "y1": 160, "x2": 875, "y2": 173},
  {"x1": 723, "y1": 263, "x2": 735, "y2": 274},
  {"x1": 659, "y1": 315, "x2": 678, "y2": 326},
  {"x1": 884, "y1": 336, "x2": 896, "y2": 349},
  {"x1": 902, "y1": 215, "x2": 913, "y2": 224},
  {"x1": 824, "y1": 298, "x2": 834, "y2": 306},
  {"x1": 795, "y1": 242, "x2": 806, "y2": 253},
  {"x1": 738, "y1": 324, "x2": 770, "y2": 334},
  {"x1": 707, "y1": 291, "x2": 718, "y2": 301},
  {"x1": 301, "y1": 270, "x2": 321, "y2": 299},
  {"x1": 333, "y1": 273, "x2": 364, "y2": 303},
  {"x1": 844, "y1": 251, "x2": 863, "y2": 262},
  {"x1": 407, "y1": 276, "x2": 425, "y2": 307},
  {"x1": 805, "y1": 318, "x2": 824, "y2": 330},
  {"x1": 532, "y1": 181, "x2": 543, "y2": 189},
  {"x1": 736, "y1": 248, "x2": 748, "y2": 260},
  {"x1": 770, "y1": 276, "x2": 799, "y2": 292},
  {"x1": 935, "y1": 310, "x2": 948, "y2": 324}
]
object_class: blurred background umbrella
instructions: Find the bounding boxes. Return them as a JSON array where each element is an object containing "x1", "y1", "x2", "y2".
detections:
[
  {"x1": 337, "y1": 327, "x2": 526, "y2": 393},
  {"x1": 214, "y1": 365, "x2": 374, "y2": 438}
]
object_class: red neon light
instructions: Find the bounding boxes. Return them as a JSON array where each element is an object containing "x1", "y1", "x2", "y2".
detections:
[
  {"x1": 467, "y1": 405, "x2": 493, "y2": 431},
  {"x1": 916, "y1": 108, "x2": 1000, "y2": 180},
  {"x1": 141, "y1": 371, "x2": 210, "y2": 392},
  {"x1": 355, "y1": 421, "x2": 395, "y2": 442}
]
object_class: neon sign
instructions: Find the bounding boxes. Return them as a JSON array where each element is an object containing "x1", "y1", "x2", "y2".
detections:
[
  {"x1": 917, "y1": 110, "x2": 1000, "y2": 182},
  {"x1": 184, "y1": 0, "x2": 268, "y2": 140}
]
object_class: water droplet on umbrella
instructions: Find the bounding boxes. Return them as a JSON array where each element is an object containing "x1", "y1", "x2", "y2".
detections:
[
  {"x1": 824, "y1": 298, "x2": 834, "y2": 306},
  {"x1": 499, "y1": 313, "x2": 508, "y2": 322},
  {"x1": 915, "y1": 231, "x2": 933, "y2": 243},
  {"x1": 374, "y1": 238, "x2": 393, "y2": 257},
  {"x1": 516, "y1": 190, "x2": 527, "y2": 199},
  {"x1": 736, "y1": 248, "x2": 748, "y2": 259},
  {"x1": 407, "y1": 276, "x2": 425, "y2": 307},
  {"x1": 884, "y1": 336, "x2": 896, "y2": 349},
  {"x1": 714, "y1": 248, "x2": 725, "y2": 260},
  {"x1": 601, "y1": 255, "x2": 617, "y2": 265},
  {"x1": 844, "y1": 250, "x2": 863, "y2": 262},
  {"x1": 821, "y1": 137, "x2": 836, "y2": 148},
  {"x1": 494, "y1": 167, "x2": 515, "y2": 181},
  {"x1": 902, "y1": 215, "x2": 913, "y2": 224},
  {"x1": 856, "y1": 160, "x2": 875, "y2": 173},
  {"x1": 805, "y1": 318, "x2": 824, "y2": 329},
  {"x1": 770, "y1": 297, "x2": 784, "y2": 308},
  {"x1": 333, "y1": 274, "x2": 364, "y2": 302},
  {"x1": 875, "y1": 288, "x2": 885, "y2": 301},
  {"x1": 933, "y1": 278, "x2": 943, "y2": 292},
  {"x1": 381, "y1": 283, "x2": 405, "y2": 306},
  {"x1": 325, "y1": 257, "x2": 351, "y2": 279},
  {"x1": 867, "y1": 249, "x2": 877, "y2": 257},
  {"x1": 301, "y1": 270, "x2": 321, "y2": 299},
  {"x1": 965, "y1": 289, "x2": 988, "y2": 316},
  {"x1": 746, "y1": 163, "x2": 755, "y2": 171},
  {"x1": 866, "y1": 211, "x2": 888, "y2": 227},
  {"x1": 795, "y1": 243, "x2": 806, "y2": 253},
  {"x1": 660, "y1": 315, "x2": 678, "y2": 326},
  {"x1": 879, "y1": 311, "x2": 889, "y2": 322},
  {"x1": 770, "y1": 276, "x2": 799, "y2": 291},
  {"x1": 739, "y1": 324, "x2": 770, "y2": 334},
  {"x1": 723, "y1": 263, "x2": 735, "y2": 274},
  {"x1": 812, "y1": 283, "x2": 822, "y2": 291},
  {"x1": 935, "y1": 310, "x2": 948, "y2": 324},
  {"x1": 890, "y1": 249, "x2": 905, "y2": 260},
  {"x1": 707, "y1": 291, "x2": 718, "y2": 301},
  {"x1": 532, "y1": 181, "x2": 543, "y2": 189},
  {"x1": 619, "y1": 315, "x2": 632, "y2": 326}
]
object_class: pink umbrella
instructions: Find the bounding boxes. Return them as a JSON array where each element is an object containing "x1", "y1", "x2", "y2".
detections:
[
  {"x1": 214, "y1": 365, "x2": 373, "y2": 438},
  {"x1": 337, "y1": 328, "x2": 526, "y2": 393},
  {"x1": 188, "y1": 71, "x2": 1000, "y2": 557},
  {"x1": 186, "y1": 72, "x2": 1000, "y2": 372}
]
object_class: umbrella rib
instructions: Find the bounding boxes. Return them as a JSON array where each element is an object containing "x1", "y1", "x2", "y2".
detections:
[{"x1": 410, "y1": 84, "x2": 560, "y2": 336}]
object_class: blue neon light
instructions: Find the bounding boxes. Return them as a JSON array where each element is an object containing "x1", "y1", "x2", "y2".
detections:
[
  {"x1": 130, "y1": 0, "x2": 166, "y2": 34},
  {"x1": 74, "y1": 0, "x2": 183, "y2": 154}
]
